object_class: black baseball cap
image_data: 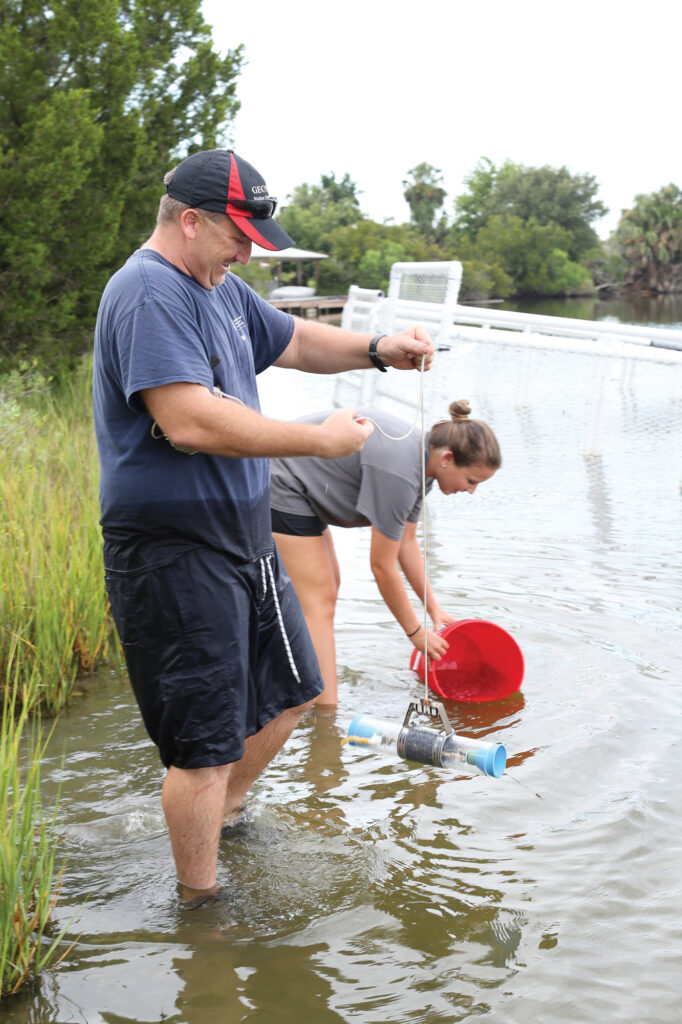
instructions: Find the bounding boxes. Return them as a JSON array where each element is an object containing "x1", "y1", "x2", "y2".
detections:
[{"x1": 165, "y1": 149, "x2": 294, "y2": 251}]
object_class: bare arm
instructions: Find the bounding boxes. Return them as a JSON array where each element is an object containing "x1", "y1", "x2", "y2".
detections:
[
  {"x1": 397, "y1": 521, "x2": 457, "y2": 630},
  {"x1": 274, "y1": 319, "x2": 435, "y2": 374},
  {"x1": 369, "y1": 526, "x2": 449, "y2": 661},
  {"x1": 141, "y1": 382, "x2": 373, "y2": 459}
]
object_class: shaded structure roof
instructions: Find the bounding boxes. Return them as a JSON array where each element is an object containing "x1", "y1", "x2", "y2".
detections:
[{"x1": 250, "y1": 243, "x2": 328, "y2": 286}]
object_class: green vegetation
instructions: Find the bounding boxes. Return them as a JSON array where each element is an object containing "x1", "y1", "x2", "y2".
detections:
[
  {"x1": 0, "y1": 360, "x2": 117, "y2": 715},
  {"x1": 0, "y1": 694, "x2": 72, "y2": 997},
  {"x1": 0, "y1": 0, "x2": 243, "y2": 375},
  {"x1": 0, "y1": 360, "x2": 112, "y2": 997},
  {"x1": 1, "y1": 5, "x2": 680, "y2": 1001},
  {"x1": 3, "y1": 3, "x2": 680, "y2": 369},
  {"x1": 451, "y1": 158, "x2": 607, "y2": 260},
  {"x1": 238, "y1": 158, "x2": 680, "y2": 304},
  {"x1": 444, "y1": 159, "x2": 606, "y2": 299},
  {"x1": 402, "y1": 163, "x2": 448, "y2": 240},
  {"x1": 616, "y1": 184, "x2": 682, "y2": 294},
  {"x1": 237, "y1": 160, "x2": 604, "y2": 301},
  {"x1": 455, "y1": 213, "x2": 593, "y2": 297}
]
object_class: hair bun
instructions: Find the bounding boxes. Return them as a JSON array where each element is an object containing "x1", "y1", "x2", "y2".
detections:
[{"x1": 449, "y1": 399, "x2": 471, "y2": 422}]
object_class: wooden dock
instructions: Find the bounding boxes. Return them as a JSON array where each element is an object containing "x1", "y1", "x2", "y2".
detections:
[{"x1": 268, "y1": 295, "x2": 347, "y2": 320}]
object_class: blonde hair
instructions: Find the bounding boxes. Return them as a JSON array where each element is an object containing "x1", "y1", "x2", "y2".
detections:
[
  {"x1": 156, "y1": 168, "x2": 225, "y2": 225},
  {"x1": 157, "y1": 168, "x2": 186, "y2": 223},
  {"x1": 429, "y1": 400, "x2": 501, "y2": 469},
  {"x1": 157, "y1": 169, "x2": 229, "y2": 225}
]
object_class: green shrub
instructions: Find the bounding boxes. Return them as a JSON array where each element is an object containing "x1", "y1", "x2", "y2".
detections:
[
  {"x1": 0, "y1": 693, "x2": 74, "y2": 996},
  {"x1": 0, "y1": 358, "x2": 118, "y2": 714}
]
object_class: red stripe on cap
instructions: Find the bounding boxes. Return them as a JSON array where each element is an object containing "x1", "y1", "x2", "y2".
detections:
[
  {"x1": 229, "y1": 213, "x2": 279, "y2": 250},
  {"x1": 227, "y1": 153, "x2": 246, "y2": 207},
  {"x1": 225, "y1": 202, "x2": 254, "y2": 221}
]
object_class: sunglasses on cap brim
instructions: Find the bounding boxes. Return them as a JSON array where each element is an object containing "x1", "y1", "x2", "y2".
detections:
[{"x1": 226, "y1": 197, "x2": 278, "y2": 219}]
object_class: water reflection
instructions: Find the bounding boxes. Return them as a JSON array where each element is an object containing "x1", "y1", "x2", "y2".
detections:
[
  {"x1": 94, "y1": 704, "x2": 530, "y2": 1024},
  {"x1": 6, "y1": 320, "x2": 682, "y2": 1023},
  {"x1": 443, "y1": 691, "x2": 526, "y2": 737},
  {"x1": 500, "y1": 293, "x2": 682, "y2": 327},
  {"x1": 584, "y1": 452, "x2": 614, "y2": 550}
]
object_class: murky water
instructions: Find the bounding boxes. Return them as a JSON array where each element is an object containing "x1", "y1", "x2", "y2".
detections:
[
  {"x1": 8, "y1": 332, "x2": 682, "y2": 1023},
  {"x1": 499, "y1": 292, "x2": 682, "y2": 329}
]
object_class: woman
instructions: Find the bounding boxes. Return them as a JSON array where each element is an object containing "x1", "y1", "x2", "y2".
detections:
[{"x1": 270, "y1": 399, "x2": 501, "y2": 705}]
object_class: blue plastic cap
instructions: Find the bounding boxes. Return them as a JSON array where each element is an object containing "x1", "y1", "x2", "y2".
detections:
[
  {"x1": 473, "y1": 743, "x2": 507, "y2": 778},
  {"x1": 347, "y1": 714, "x2": 374, "y2": 741}
]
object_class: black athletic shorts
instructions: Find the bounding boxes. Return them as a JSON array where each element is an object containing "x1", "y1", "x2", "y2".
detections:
[
  {"x1": 105, "y1": 545, "x2": 323, "y2": 769},
  {"x1": 271, "y1": 507, "x2": 327, "y2": 537}
]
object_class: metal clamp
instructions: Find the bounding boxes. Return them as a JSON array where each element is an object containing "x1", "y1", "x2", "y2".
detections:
[
  {"x1": 397, "y1": 698, "x2": 454, "y2": 767},
  {"x1": 401, "y1": 698, "x2": 452, "y2": 734}
]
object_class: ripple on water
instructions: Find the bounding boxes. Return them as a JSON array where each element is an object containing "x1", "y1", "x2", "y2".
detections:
[{"x1": 8, "y1": 348, "x2": 681, "y2": 1024}]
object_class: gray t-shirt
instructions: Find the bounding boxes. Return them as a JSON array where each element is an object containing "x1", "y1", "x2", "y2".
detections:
[{"x1": 270, "y1": 408, "x2": 433, "y2": 541}]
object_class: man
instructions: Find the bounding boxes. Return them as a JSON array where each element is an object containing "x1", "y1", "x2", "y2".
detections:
[{"x1": 92, "y1": 148, "x2": 434, "y2": 905}]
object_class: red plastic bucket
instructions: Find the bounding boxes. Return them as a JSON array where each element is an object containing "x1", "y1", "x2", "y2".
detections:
[{"x1": 409, "y1": 619, "x2": 524, "y2": 702}]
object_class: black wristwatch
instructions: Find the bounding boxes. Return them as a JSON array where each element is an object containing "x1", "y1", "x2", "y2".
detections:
[{"x1": 368, "y1": 334, "x2": 388, "y2": 372}]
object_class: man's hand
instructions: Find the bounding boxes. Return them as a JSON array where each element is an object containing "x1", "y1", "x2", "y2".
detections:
[
  {"x1": 142, "y1": 384, "x2": 373, "y2": 460},
  {"x1": 317, "y1": 408, "x2": 374, "y2": 459},
  {"x1": 377, "y1": 325, "x2": 434, "y2": 371}
]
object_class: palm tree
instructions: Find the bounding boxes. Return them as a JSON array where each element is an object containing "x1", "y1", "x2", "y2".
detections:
[{"x1": 618, "y1": 185, "x2": 682, "y2": 292}]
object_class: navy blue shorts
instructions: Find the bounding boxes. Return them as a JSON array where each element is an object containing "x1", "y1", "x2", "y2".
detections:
[
  {"x1": 105, "y1": 546, "x2": 323, "y2": 769},
  {"x1": 271, "y1": 507, "x2": 326, "y2": 537}
]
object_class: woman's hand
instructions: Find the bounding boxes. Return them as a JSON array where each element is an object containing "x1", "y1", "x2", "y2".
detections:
[
  {"x1": 409, "y1": 625, "x2": 450, "y2": 661},
  {"x1": 430, "y1": 606, "x2": 457, "y2": 632}
]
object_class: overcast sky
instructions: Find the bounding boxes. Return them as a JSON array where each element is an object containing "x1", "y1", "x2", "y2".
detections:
[{"x1": 201, "y1": 0, "x2": 679, "y2": 240}]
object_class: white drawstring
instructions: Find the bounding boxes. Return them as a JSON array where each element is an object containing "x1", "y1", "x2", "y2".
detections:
[{"x1": 260, "y1": 554, "x2": 302, "y2": 685}]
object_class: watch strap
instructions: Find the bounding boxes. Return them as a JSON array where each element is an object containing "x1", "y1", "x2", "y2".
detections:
[{"x1": 368, "y1": 334, "x2": 388, "y2": 372}]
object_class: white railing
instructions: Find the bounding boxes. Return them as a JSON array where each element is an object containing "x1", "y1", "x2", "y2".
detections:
[
  {"x1": 342, "y1": 261, "x2": 682, "y2": 366},
  {"x1": 333, "y1": 262, "x2": 682, "y2": 461},
  {"x1": 380, "y1": 261, "x2": 463, "y2": 348},
  {"x1": 449, "y1": 304, "x2": 682, "y2": 364},
  {"x1": 341, "y1": 285, "x2": 384, "y2": 333}
]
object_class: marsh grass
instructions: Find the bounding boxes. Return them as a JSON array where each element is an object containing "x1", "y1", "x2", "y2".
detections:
[
  {"x1": 0, "y1": 360, "x2": 112, "y2": 996},
  {"x1": 0, "y1": 690, "x2": 75, "y2": 997},
  {"x1": 1, "y1": 359, "x2": 120, "y2": 714}
]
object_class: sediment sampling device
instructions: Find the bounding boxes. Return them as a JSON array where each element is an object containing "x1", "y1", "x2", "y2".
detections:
[{"x1": 347, "y1": 697, "x2": 507, "y2": 778}]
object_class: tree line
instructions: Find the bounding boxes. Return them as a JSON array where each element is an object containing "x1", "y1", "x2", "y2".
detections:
[
  {"x1": 1, "y1": 0, "x2": 681, "y2": 375},
  {"x1": 250, "y1": 161, "x2": 681, "y2": 306},
  {"x1": 1, "y1": 0, "x2": 243, "y2": 374}
]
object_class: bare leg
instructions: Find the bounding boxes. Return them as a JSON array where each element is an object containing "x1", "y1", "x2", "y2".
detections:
[
  {"x1": 222, "y1": 700, "x2": 314, "y2": 816},
  {"x1": 273, "y1": 530, "x2": 340, "y2": 704},
  {"x1": 162, "y1": 699, "x2": 314, "y2": 895},
  {"x1": 162, "y1": 762, "x2": 228, "y2": 896}
]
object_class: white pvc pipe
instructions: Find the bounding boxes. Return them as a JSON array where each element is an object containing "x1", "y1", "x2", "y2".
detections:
[
  {"x1": 448, "y1": 322, "x2": 682, "y2": 365},
  {"x1": 451, "y1": 304, "x2": 682, "y2": 350}
]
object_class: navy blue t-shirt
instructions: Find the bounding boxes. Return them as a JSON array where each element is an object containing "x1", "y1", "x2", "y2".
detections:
[{"x1": 93, "y1": 249, "x2": 295, "y2": 568}]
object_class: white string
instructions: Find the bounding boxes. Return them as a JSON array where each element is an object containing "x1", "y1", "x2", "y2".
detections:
[
  {"x1": 355, "y1": 367, "x2": 425, "y2": 440},
  {"x1": 418, "y1": 356, "x2": 430, "y2": 700},
  {"x1": 358, "y1": 356, "x2": 432, "y2": 698}
]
